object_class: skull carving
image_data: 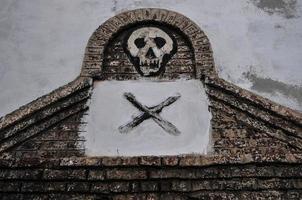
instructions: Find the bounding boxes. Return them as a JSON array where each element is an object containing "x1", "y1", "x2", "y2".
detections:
[{"x1": 125, "y1": 27, "x2": 177, "y2": 76}]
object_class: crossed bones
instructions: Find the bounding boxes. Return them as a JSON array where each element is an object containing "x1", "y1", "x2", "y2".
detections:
[{"x1": 119, "y1": 92, "x2": 181, "y2": 136}]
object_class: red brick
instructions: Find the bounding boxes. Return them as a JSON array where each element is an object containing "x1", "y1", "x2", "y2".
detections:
[
  {"x1": 162, "y1": 156, "x2": 179, "y2": 166},
  {"x1": 88, "y1": 170, "x2": 105, "y2": 180},
  {"x1": 102, "y1": 157, "x2": 138, "y2": 166},
  {"x1": 43, "y1": 169, "x2": 86, "y2": 180},
  {"x1": 106, "y1": 169, "x2": 147, "y2": 180},
  {"x1": 140, "y1": 157, "x2": 161, "y2": 166}
]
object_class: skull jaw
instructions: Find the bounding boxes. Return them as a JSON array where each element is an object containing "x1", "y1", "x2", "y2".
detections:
[
  {"x1": 137, "y1": 58, "x2": 163, "y2": 77},
  {"x1": 139, "y1": 65, "x2": 161, "y2": 76}
]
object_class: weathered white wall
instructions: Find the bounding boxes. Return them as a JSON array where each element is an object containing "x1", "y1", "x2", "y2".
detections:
[{"x1": 0, "y1": 0, "x2": 301, "y2": 116}]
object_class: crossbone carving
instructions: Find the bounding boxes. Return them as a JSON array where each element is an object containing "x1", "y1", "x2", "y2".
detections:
[{"x1": 119, "y1": 92, "x2": 181, "y2": 136}]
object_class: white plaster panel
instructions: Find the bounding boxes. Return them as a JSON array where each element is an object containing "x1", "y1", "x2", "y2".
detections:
[{"x1": 84, "y1": 80, "x2": 212, "y2": 156}]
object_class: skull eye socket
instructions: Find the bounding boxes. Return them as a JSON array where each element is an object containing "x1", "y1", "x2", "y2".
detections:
[
  {"x1": 134, "y1": 38, "x2": 146, "y2": 48},
  {"x1": 154, "y1": 37, "x2": 166, "y2": 48}
]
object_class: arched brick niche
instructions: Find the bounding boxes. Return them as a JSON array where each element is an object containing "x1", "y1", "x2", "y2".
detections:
[
  {"x1": 80, "y1": 8, "x2": 217, "y2": 80},
  {"x1": 102, "y1": 22, "x2": 195, "y2": 80}
]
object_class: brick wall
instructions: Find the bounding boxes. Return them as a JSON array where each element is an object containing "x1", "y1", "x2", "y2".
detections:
[
  {"x1": 1, "y1": 157, "x2": 302, "y2": 199},
  {"x1": 6, "y1": 110, "x2": 88, "y2": 159}
]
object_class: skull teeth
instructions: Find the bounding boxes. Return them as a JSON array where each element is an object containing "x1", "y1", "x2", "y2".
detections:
[
  {"x1": 140, "y1": 59, "x2": 160, "y2": 66},
  {"x1": 139, "y1": 58, "x2": 162, "y2": 75}
]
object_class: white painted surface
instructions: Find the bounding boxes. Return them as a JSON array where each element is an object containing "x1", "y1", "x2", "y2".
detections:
[
  {"x1": 0, "y1": 0, "x2": 302, "y2": 115},
  {"x1": 84, "y1": 80, "x2": 212, "y2": 156}
]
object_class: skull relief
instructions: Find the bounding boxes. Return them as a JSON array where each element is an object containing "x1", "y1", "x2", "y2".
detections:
[{"x1": 125, "y1": 27, "x2": 177, "y2": 76}]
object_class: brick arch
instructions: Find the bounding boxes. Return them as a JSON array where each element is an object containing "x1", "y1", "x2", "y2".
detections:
[{"x1": 80, "y1": 8, "x2": 217, "y2": 80}]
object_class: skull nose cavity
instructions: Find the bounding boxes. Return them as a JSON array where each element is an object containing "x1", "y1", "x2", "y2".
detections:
[{"x1": 146, "y1": 48, "x2": 156, "y2": 59}]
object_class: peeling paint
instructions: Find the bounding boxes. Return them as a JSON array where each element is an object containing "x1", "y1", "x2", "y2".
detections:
[
  {"x1": 244, "y1": 71, "x2": 302, "y2": 110},
  {"x1": 250, "y1": 0, "x2": 299, "y2": 18}
]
